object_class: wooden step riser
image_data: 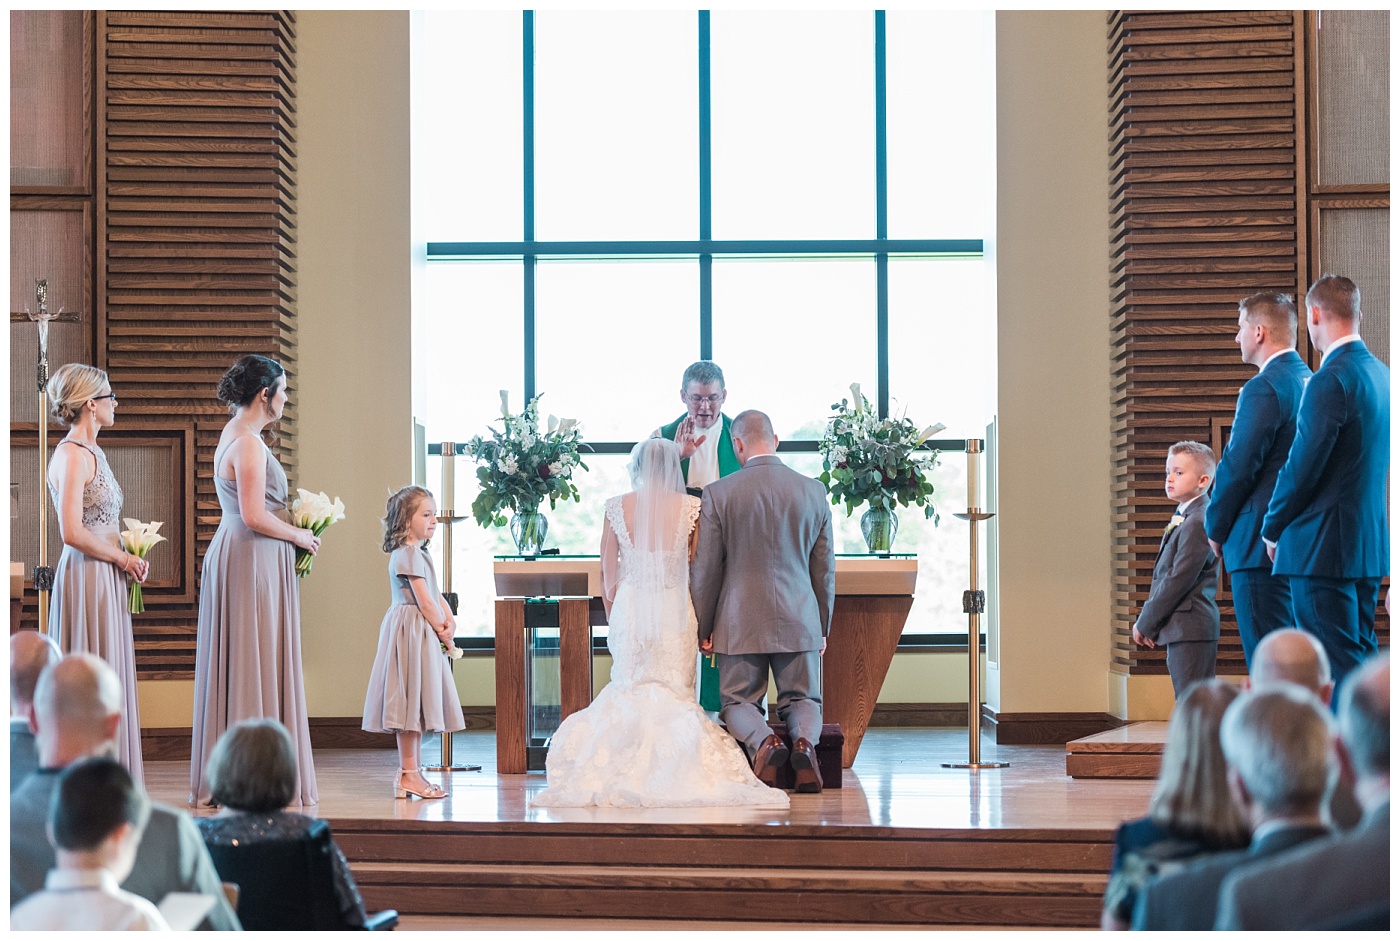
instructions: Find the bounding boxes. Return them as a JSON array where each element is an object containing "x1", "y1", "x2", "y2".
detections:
[
  {"x1": 333, "y1": 829, "x2": 1114, "y2": 873},
  {"x1": 356, "y1": 884, "x2": 1103, "y2": 927}
]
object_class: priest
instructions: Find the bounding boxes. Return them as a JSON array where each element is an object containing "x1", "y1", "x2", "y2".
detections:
[
  {"x1": 655, "y1": 361, "x2": 738, "y2": 495},
  {"x1": 654, "y1": 360, "x2": 736, "y2": 711}
]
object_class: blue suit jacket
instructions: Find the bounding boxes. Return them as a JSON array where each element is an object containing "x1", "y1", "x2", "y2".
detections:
[
  {"x1": 1205, "y1": 350, "x2": 1311, "y2": 572},
  {"x1": 1262, "y1": 340, "x2": 1390, "y2": 579}
]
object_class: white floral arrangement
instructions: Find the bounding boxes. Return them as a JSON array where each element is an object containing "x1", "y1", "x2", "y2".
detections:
[
  {"x1": 463, "y1": 391, "x2": 586, "y2": 528},
  {"x1": 119, "y1": 519, "x2": 166, "y2": 614},
  {"x1": 818, "y1": 382, "x2": 945, "y2": 522},
  {"x1": 290, "y1": 489, "x2": 346, "y2": 578}
]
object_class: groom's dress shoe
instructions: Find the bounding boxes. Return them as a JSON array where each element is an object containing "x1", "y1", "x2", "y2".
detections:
[
  {"x1": 752, "y1": 734, "x2": 789, "y2": 788},
  {"x1": 790, "y1": 737, "x2": 823, "y2": 793}
]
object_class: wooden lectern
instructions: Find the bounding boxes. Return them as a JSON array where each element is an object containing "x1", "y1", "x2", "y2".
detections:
[
  {"x1": 493, "y1": 555, "x2": 917, "y2": 773},
  {"x1": 493, "y1": 560, "x2": 599, "y2": 775}
]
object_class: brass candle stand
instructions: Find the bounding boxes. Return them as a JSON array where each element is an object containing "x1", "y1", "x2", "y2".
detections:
[
  {"x1": 943, "y1": 438, "x2": 1008, "y2": 770},
  {"x1": 423, "y1": 440, "x2": 480, "y2": 774}
]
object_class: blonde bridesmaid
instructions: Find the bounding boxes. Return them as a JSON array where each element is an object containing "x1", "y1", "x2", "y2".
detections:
[{"x1": 46, "y1": 364, "x2": 146, "y2": 781}]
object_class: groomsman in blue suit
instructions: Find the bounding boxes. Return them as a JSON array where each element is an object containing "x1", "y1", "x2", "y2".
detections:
[
  {"x1": 1206, "y1": 292, "x2": 1312, "y2": 667},
  {"x1": 1262, "y1": 275, "x2": 1390, "y2": 687}
]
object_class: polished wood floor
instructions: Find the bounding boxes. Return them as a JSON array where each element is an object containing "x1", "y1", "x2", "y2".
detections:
[{"x1": 145, "y1": 728, "x2": 1154, "y2": 831}]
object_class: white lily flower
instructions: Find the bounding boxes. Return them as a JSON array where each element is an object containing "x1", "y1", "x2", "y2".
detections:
[
  {"x1": 547, "y1": 414, "x2": 559, "y2": 434},
  {"x1": 557, "y1": 418, "x2": 578, "y2": 434},
  {"x1": 915, "y1": 423, "x2": 947, "y2": 446},
  {"x1": 850, "y1": 382, "x2": 863, "y2": 412},
  {"x1": 499, "y1": 389, "x2": 510, "y2": 417}
]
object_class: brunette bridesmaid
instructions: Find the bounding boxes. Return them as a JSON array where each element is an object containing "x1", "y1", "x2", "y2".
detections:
[
  {"x1": 190, "y1": 355, "x2": 320, "y2": 806},
  {"x1": 46, "y1": 364, "x2": 146, "y2": 781}
]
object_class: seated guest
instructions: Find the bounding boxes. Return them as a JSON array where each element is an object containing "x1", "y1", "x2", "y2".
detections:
[
  {"x1": 10, "y1": 654, "x2": 240, "y2": 930},
  {"x1": 1100, "y1": 680, "x2": 1249, "y2": 930},
  {"x1": 1131, "y1": 685, "x2": 1332, "y2": 929},
  {"x1": 10, "y1": 630, "x2": 62, "y2": 788},
  {"x1": 198, "y1": 719, "x2": 369, "y2": 929},
  {"x1": 1250, "y1": 627, "x2": 1361, "y2": 829},
  {"x1": 11, "y1": 757, "x2": 170, "y2": 931},
  {"x1": 1215, "y1": 653, "x2": 1390, "y2": 929}
]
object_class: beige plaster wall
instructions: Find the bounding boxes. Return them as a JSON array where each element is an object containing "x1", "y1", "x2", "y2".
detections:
[
  {"x1": 986, "y1": 11, "x2": 1114, "y2": 716},
  {"x1": 292, "y1": 10, "x2": 416, "y2": 716},
  {"x1": 138, "y1": 10, "x2": 1116, "y2": 727}
]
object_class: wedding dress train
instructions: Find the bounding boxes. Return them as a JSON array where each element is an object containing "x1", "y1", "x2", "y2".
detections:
[{"x1": 532, "y1": 494, "x2": 788, "y2": 809}]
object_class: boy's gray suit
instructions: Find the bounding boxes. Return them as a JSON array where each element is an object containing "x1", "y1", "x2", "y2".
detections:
[
  {"x1": 690, "y1": 454, "x2": 836, "y2": 756},
  {"x1": 1136, "y1": 494, "x2": 1220, "y2": 694}
]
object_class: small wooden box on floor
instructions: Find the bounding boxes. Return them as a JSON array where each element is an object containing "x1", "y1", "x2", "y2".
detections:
[{"x1": 766, "y1": 721, "x2": 844, "y2": 789}]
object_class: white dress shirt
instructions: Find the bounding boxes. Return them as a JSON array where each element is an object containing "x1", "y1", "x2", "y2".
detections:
[{"x1": 9, "y1": 867, "x2": 172, "y2": 931}]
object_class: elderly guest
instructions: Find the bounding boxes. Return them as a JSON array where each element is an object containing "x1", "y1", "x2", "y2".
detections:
[{"x1": 196, "y1": 719, "x2": 368, "y2": 929}]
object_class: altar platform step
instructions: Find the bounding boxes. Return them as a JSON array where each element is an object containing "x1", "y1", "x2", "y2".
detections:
[
  {"x1": 1065, "y1": 722, "x2": 1166, "y2": 779},
  {"x1": 336, "y1": 819, "x2": 1112, "y2": 928}
]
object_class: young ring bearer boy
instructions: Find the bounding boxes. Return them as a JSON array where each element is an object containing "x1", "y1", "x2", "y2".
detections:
[{"x1": 1133, "y1": 441, "x2": 1222, "y2": 696}]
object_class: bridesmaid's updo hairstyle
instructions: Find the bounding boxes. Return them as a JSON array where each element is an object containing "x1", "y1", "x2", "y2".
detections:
[
  {"x1": 383, "y1": 486, "x2": 434, "y2": 553},
  {"x1": 47, "y1": 364, "x2": 109, "y2": 426},
  {"x1": 217, "y1": 354, "x2": 285, "y2": 416}
]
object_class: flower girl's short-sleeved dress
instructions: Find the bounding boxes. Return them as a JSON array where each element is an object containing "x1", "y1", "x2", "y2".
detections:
[{"x1": 362, "y1": 546, "x2": 466, "y2": 736}]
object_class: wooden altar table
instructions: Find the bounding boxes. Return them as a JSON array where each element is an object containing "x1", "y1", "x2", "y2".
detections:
[{"x1": 494, "y1": 555, "x2": 916, "y2": 773}]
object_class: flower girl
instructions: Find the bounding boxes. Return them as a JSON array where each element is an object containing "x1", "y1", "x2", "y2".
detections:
[{"x1": 361, "y1": 486, "x2": 466, "y2": 800}]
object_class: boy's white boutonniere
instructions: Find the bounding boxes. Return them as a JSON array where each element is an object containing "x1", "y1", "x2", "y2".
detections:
[{"x1": 1167, "y1": 513, "x2": 1185, "y2": 533}]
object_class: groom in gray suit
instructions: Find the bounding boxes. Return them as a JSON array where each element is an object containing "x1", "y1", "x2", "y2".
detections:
[{"x1": 691, "y1": 410, "x2": 836, "y2": 793}]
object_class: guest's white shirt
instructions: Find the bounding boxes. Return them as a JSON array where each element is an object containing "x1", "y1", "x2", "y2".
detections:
[
  {"x1": 687, "y1": 418, "x2": 723, "y2": 489},
  {"x1": 9, "y1": 867, "x2": 171, "y2": 931},
  {"x1": 1177, "y1": 493, "x2": 1203, "y2": 515}
]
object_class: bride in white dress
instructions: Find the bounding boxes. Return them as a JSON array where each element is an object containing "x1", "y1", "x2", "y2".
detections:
[{"x1": 532, "y1": 438, "x2": 788, "y2": 809}]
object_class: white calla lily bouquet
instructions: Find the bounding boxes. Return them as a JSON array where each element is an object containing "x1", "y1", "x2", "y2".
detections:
[
  {"x1": 290, "y1": 489, "x2": 346, "y2": 578},
  {"x1": 119, "y1": 519, "x2": 166, "y2": 614}
]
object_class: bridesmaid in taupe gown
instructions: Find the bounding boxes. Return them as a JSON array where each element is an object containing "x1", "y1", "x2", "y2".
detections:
[
  {"x1": 190, "y1": 355, "x2": 320, "y2": 806},
  {"x1": 45, "y1": 364, "x2": 148, "y2": 781}
]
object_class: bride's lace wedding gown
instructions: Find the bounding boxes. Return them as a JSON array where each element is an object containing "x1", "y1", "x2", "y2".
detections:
[{"x1": 532, "y1": 494, "x2": 788, "y2": 808}]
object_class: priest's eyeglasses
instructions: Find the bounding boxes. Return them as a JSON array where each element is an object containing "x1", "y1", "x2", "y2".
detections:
[{"x1": 685, "y1": 394, "x2": 722, "y2": 405}]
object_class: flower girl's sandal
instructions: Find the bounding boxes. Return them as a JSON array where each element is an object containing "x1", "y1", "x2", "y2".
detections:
[{"x1": 394, "y1": 770, "x2": 447, "y2": 800}]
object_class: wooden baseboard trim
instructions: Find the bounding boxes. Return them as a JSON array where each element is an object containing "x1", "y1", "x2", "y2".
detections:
[
  {"x1": 140, "y1": 707, "x2": 498, "y2": 761},
  {"x1": 979, "y1": 707, "x2": 1123, "y2": 745},
  {"x1": 867, "y1": 702, "x2": 967, "y2": 727}
]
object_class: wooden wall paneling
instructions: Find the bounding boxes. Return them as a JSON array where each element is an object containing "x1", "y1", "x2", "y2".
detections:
[
  {"x1": 1110, "y1": 11, "x2": 1300, "y2": 677},
  {"x1": 10, "y1": 10, "x2": 90, "y2": 193},
  {"x1": 93, "y1": 10, "x2": 297, "y2": 677}
]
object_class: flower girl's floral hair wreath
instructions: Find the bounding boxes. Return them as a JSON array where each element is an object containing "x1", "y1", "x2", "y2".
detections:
[{"x1": 382, "y1": 486, "x2": 435, "y2": 553}]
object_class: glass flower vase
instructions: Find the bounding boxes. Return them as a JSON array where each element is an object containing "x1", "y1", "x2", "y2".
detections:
[
  {"x1": 860, "y1": 505, "x2": 899, "y2": 553},
  {"x1": 511, "y1": 507, "x2": 549, "y2": 557}
]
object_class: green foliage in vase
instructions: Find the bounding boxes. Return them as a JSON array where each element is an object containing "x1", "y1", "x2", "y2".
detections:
[
  {"x1": 463, "y1": 392, "x2": 588, "y2": 528},
  {"x1": 818, "y1": 382, "x2": 944, "y2": 525}
]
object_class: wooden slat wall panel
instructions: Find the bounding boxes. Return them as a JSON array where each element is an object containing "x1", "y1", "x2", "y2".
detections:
[
  {"x1": 1110, "y1": 11, "x2": 1300, "y2": 677},
  {"x1": 100, "y1": 12, "x2": 295, "y2": 677},
  {"x1": 1109, "y1": 10, "x2": 1389, "y2": 678}
]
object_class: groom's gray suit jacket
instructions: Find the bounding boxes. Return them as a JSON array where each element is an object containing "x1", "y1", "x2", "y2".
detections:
[{"x1": 691, "y1": 454, "x2": 836, "y2": 655}]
